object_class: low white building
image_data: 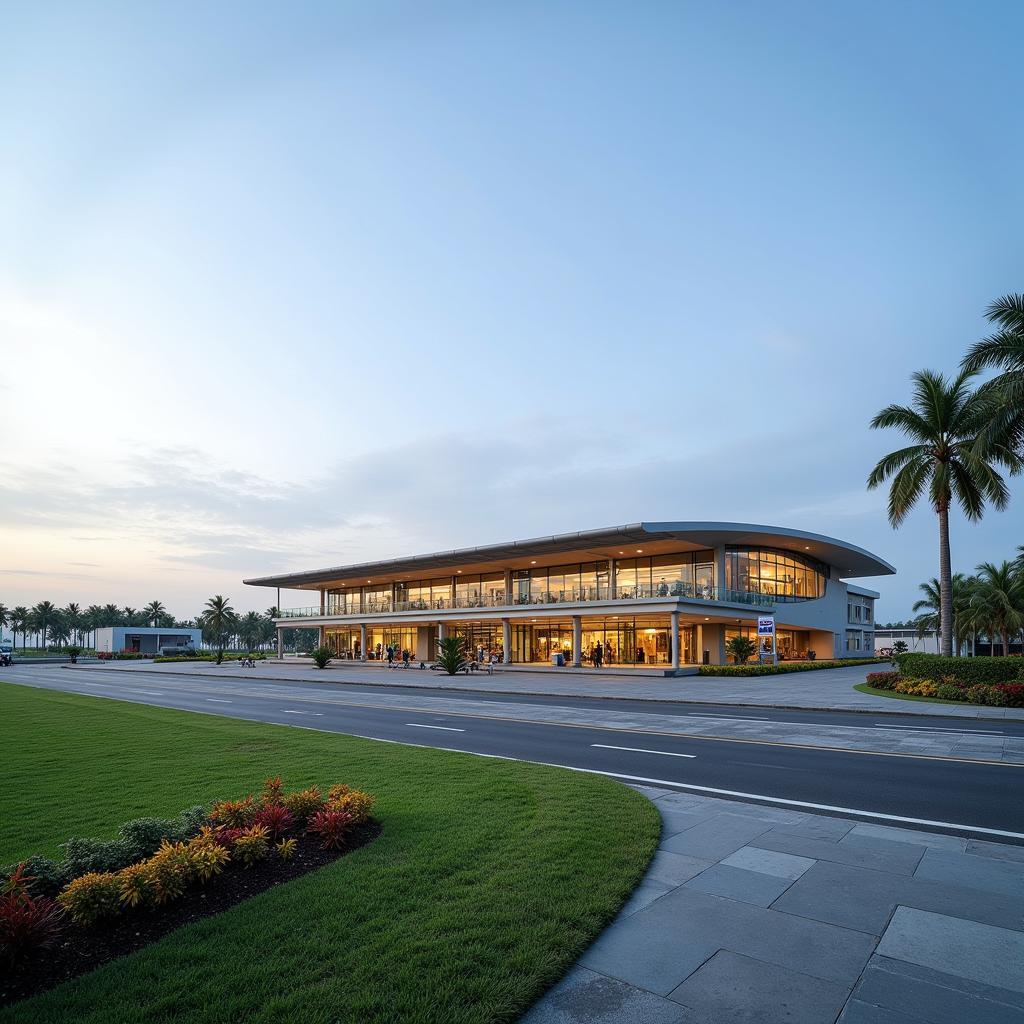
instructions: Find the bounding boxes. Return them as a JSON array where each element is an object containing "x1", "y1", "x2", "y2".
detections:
[
  {"x1": 94, "y1": 626, "x2": 202, "y2": 655},
  {"x1": 874, "y1": 628, "x2": 940, "y2": 656}
]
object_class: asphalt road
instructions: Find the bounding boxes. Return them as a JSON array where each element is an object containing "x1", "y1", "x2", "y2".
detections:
[{"x1": 5, "y1": 664, "x2": 1024, "y2": 841}]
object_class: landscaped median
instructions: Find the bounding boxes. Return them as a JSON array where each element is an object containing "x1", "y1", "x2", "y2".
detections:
[
  {"x1": 0, "y1": 681, "x2": 659, "y2": 1023},
  {"x1": 857, "y1": 653, "x2": 1024, "y2": 708},
  {"x1": 698, "y1": 657, "x2": 880, "y2": 677}
]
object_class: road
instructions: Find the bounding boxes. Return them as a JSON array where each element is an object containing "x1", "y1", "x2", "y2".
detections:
[{"x1": 5, "y1": 664, "x2": 1024, "y2": 841}]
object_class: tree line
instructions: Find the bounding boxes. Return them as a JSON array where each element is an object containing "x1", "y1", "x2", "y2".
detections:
[
  {"x1": 0, "y1": 598, "x2": 299, "y2": 655},
  {"x1": 869, "y1": 293, "x2": 1024, "y2": 657}
]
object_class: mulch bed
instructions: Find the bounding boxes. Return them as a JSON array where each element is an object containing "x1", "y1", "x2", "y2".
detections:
[{"x1": 1, "y1": 820, "x2": 381, "y2": 1007}]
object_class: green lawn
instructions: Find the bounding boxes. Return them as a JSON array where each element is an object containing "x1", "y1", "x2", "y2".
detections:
[{"x1": 0, "y1": 681, "x2": 659, "y2": 1024}]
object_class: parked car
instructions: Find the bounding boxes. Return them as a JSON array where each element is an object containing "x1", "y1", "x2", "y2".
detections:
[{"x1": 0, "y1": 642, "x2": 12, "y2": 666}]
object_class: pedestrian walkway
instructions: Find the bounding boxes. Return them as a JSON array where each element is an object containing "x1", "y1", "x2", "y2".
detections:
[
  {"x1": 522, "y1": 786, "x2": 1024, "y2": 1024},
  {"x1": 85, "y1": 658, "x2": 1024, "y2": 721}
]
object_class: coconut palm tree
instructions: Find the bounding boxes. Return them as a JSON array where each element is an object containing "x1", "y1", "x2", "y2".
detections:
[
  {"x1": 144, "y1": 600, "x2": 166, "y2": 627},
  {"x1": 202, "y1": 595, "x2": 235, "y2": 665},
  {"x1": 962, "y1": 293, "x2": 1024, "y2": 457},
  {"x1": 0, "y1": 602, "x2": 8, "y2": 645},
  {"x1": 970, "y1": 560, "x2": 1024, "y2": 657},
  {"x1": 31, "y1": 601, "x2": 57, "y2": 651},
  {"x1": 911, "y1": 574, "x2": 972, "y2": 653},
  {"x1": 84, "y1": 605, "x2": 104, "y2": 648},
  {"x1": 868, "y1": 369, "x2": 1020, "y2": 656},
  {"x1": 237, "y1": 611, "x2": 263, "y2": 652}
]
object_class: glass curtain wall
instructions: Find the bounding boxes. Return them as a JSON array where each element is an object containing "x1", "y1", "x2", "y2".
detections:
[
  {"x1": 454, "y1": 574, "x2": 505, "y2": 608},
  {"x1": 324, "y1": 627, "x2": 362, "y2": 658},
  {"x1": 326, "y1": 589, "x2": 361, "y2": 614},
  {"x1": 365, "y1": 627, "x2": 418, "y2": 659},
  {"x1": 616, "y1": 552, "x2": 716, "y2": 599},
  {"x1": 452, "y1": 622, "x2": 504, "y2": 661},
  {"x1": 510, "y1": 617, "x2": 696, "y2": 665},
  {"x1": 724, "y1": 548, "x2": 825, "y2": 601}
]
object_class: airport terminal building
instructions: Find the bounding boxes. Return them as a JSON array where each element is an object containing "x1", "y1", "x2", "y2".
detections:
[{"x1": 244, "y1": 523, "x2": 893, "y2": 672}]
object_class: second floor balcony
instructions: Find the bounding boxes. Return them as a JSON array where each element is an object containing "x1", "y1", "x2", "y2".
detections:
[{"x1": 277, "y1": 582, "x2": 774, "y2": 619}]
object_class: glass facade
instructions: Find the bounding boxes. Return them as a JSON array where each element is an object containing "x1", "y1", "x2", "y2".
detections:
[
  {"x1": 509, "y1": 617, "x2": 698, "y2": 665},
  {"x1": 724, "y1": 547, "x2": 825, "y2": 601},
  {"x1": 724, "y1": 625, "x2": 812, "y2": 660}
]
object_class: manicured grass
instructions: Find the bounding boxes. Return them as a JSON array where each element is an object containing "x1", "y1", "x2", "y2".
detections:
[
  {"x1": 0, "y1": 681, "x2": 659, "y2": 1024},
  {"x1": 853, "y1": 682, "x2": 973, "y2": 706}
]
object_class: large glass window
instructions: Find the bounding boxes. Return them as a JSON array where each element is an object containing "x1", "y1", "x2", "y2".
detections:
[{"x1": 724, "y1": 548, "x2": 825, "y2": 601}]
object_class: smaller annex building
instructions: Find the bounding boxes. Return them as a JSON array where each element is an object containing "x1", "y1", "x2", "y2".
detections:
[{"x1": 94, "y1": 626, "x2": 202, "y2": 656}]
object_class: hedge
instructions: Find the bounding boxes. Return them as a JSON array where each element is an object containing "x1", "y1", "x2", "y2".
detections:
[
  {"x1": 893, "y1": 653, "x2": 1024, "y2": 685},
  {"x1": 697, "y1": 658, "x2": 880, "y2": 677}
]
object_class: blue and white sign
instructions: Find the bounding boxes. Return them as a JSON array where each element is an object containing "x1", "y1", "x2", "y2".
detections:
[{"x1": 757, "y1": 616, "x2": 775, "y2": 636}]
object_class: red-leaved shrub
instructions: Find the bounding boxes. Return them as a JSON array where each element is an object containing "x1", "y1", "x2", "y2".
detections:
[
  {"x1": 0, "y1": 864, "x2": 65, "y2": 962},
  {"x1": 252, "y1": 804, "x2": 294, "y2": 841},
  {"x1": 306, "y1": 809, "x2": 355, "y2": 850}
]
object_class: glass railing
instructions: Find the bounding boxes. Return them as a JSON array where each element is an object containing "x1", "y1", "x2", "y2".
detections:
[{"x1": 278, "y1": 582, "x2": 773, "y2": 618}]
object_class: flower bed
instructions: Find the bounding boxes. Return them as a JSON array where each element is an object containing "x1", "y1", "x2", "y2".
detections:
[
  {"x1": 152, "y1": 652, "x2": 268, "y2": 663},
  {"x1": 698, "y1": 658, "x2": 881, "y2": 676},
  {"x1": 892, "y1": 653, "x2": 1024, "y2": 685},
  {"x1": 0, "y1": 778, "x2": 379, "y2": 1006},
  {"x1": 865, "y1": 670, "x2": 1024, "y2": 707}
]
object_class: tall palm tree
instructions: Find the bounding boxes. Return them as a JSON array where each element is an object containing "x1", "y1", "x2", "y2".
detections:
[
  {"x1": 144, "y1": 600, "x2": 166, "y2": 627},
  {"x1": 238, "y1": 611, "x2": 263, "y2": 652},
  {"x1": 64, "y1": 603, "x2": 82, "y2": 646},
  {"x1": 868, "y1": 369, "x2": 1020, "y2": 656},
  {"x1": 202, "y1": 595, "x2": 235, "y2": 665},
  {"x1": 11, "y1": 606, "x2": 29, "y2": 651},
  {"x1": 101, "y1": 603, "x2": 122, "y2": 626},
  {"x1": 962, "y1": 294, "x2": 1024, "y2": 457},
  {"x1": 31, "y1": 601, "x2": 57, "y2": 651},
  {"x1": 0, "y1": 603, "x2": 8, "y2": 645},
  {"x1": 84, "y1": 605, "x2": 104, "y2": 648},
  {"x1": 971, "y1": 560, "x2": 1024, "y2": 657}
]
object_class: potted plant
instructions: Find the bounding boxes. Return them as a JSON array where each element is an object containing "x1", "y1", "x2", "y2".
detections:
[
  {"x1": 65, "y1": 645, "x2": 82, "y2": 665},
  {"x1": 725, "y1": 635, "x2": 757, "y2": 665}
]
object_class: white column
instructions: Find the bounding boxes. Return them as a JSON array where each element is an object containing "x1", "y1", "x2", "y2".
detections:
[
  {"x1": 572, "y1": 615, "x2": 582, "y2": 667},
  {"x1": 438, "y1": 621, "x2": 447, "y2": 640},
  {"x1": 503, "y1": 569, "x2": 512, "y2": 605},
  {"x1": 319, "y1": 589, "x2": 325, "y2": 614},
  {"x1": 502, "y1": 618, "x2": 512, "y2": 663},
  {"x1": 359, "y1": 623, "x2": 367, "y2": 661},
  {"x1": 696, "y1": 623, "x2": 704, "y2": 665},
  {"x1": 276, "y1": 627, "x2": 284, "y2": 659},
  {"x1": 318, "y1": 625, "x2": 325, "y2": 648},
  {"x1": 608, "y1": 558, "x2": 616, "y2": 598},
  {"x1": 670, "y1": 611, "x2": 680, "y2": 670}
]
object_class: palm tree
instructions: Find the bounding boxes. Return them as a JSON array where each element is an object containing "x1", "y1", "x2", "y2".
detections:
[
  {"x1": 84, "y1": 605, "x2": 104, "y2": 648},
  {"x1": 64, "y1": 603, "x2": 82, "y2": 646},
  {"x1": 962, "y1": 294, "x2": 1024, "y2": 457},
  {"x1": 970, "y1": 561, "x2": 1024, "y2": 657},
  {"x1": 11, "y1": 606, "x2": 28, "y2": 651},
  {"x1": 202, "y1": 596, "x2": 235, "y2": 665},
  {"x1": 238, "y1": 611, "x2": 263, "y2": 652},
  {"x1": 31, "y1": 601, "x2": 57, "y2": 651},
  {"x1": 144, "y1": 601, "x2": 166, "y2": 627},
  {"x1": 101, "y1": 603, "x2": 122, "y2": 626},
  {"x1": 868, "y1": 369, "x2": 1020, "y2": 656},
  {"x1": 0, "y1": 602, "x2": 8, "y2": 645},
  {"x1": 912, "y1": 574, "x2": 970, "y2": 653}
]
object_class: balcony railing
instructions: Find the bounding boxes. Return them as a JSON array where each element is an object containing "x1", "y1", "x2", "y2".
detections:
[{"x1": 277, "y1": 583, "x2": 773, "y2": 618}]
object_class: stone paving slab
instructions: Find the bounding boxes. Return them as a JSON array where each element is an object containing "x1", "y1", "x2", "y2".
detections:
[{"x1": 523, "y1": 785, "x2": 1024, "y2": 1024}]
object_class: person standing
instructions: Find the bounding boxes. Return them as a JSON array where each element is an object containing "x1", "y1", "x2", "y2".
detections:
[
  {"x1": 594, "y1": 641, "x2": 603, "y2": 668},
  {"x1": 386, "y1": 645, "x2": 394, "y2": 668}
]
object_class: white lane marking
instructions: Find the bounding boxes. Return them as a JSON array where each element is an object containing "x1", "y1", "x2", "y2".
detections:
[
  {"x1": 686, "y1": 714, "x2": 772, "y2": 722},
  {"x1": 128, "y1": 689, "x2": 164, "y2": 696},
  {"x1": 282, "y1": 709, "x2": 323, "y2": 716},
  {"x1": 300, "y1": 733, "x2": 1024, "y2": 841},
  {"x1": 874, "y1": 724, "x2": 1004, "y2": 736},
  {"x1": 592, "y1": 744, "x2": 696, "y2": 759},
  {"x1": 405, "y1": 723, "x2": 465, "y2": 732},
  {"x1": 282, "y1": 709, "x2": 304, "y2": 714},
  {"x1": 206, "y1": 698, "x2": 233, "y2": 703}
]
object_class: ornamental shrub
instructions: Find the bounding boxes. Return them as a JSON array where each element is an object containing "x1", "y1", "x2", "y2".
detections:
[
  {"x1": 210, "y1": 796, "x2": 258, "y2": 829},
  {"x1": 936, "y1": 682, "x2": 966, "y2": 701},
  {"x1": 61, "y1": 837, "x2": 132, "y2": 880},
  {"x1": 261, "y1": 776, "x2": 284, "y2": 807},
  {"x1": 307, "y1": 809, "x2": 354, "y2": 850},
  {"x1": 894, "y1": 653, "x2": 1023, "y2": 685},
  {"x1": 118, "y1": 862, "x2": 157, "y2": 908},
  {"x1": 185, "y1": 831, "x2": 231, "y2": 881},
  {"x1": 865, "y1": 671, "x2": 900, "y2": 689},
  {"x1": 995, "y1": 684, "x2": 1024, "y2": 708},
  {"x1": 697, "y1": 658, "x2": 880, "y2": 677},
  {"x1": 1, "y1": 854, "x2": 63, "y2": 898},
  {"x1": 252, "y1": 804, "x2": 294, "y2": 841},
  {"x1": 59, "y1": 872, "x2": 122, "y2": 924},
  {"x1": 328, "y1": 790, "x2": 375, "y2": 824},
  {"x1": 965, "y1": 684, "x2": 992, "y2": 705},
  {"x1": 0, "y1": 865, "x2": 64, "y2": 962},
  {"x1": 145, "y1": 841, "x2": 192, "y2": 903},
  {"x1": 310, "y1": 645, "x2": 333, "y2": 669},
  {"x1": 275, "y1": 838, "x2": 297, "y2": 861},
  {"x1": 233, "y1": 825, "x2": 270, "y2": 867},
  {"x1": 282, "y1": 786, "x2": 326, "y2": 823}
]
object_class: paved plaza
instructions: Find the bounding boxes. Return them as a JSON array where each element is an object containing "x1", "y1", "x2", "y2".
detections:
[{"x1": 523, "y1": 786, "x2": 1024, "y2": 1024}]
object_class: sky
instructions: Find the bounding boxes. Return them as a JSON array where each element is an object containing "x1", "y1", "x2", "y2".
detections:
[{"x1": 1, "y1": 0, "x2": 1022, "y2": 624}]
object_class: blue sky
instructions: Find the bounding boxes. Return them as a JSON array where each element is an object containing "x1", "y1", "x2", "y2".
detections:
[{"x1": 1, "y1": 1, "x2": 1021, "y2": 620}]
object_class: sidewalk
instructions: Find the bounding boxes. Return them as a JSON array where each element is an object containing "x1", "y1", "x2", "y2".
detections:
[
  {"x1": 81, "y1": 659, "x2": 1024, "y2": 721},
  {"x1": 522, "y1": 786, "x2": 1024, "y2": 1024}
]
